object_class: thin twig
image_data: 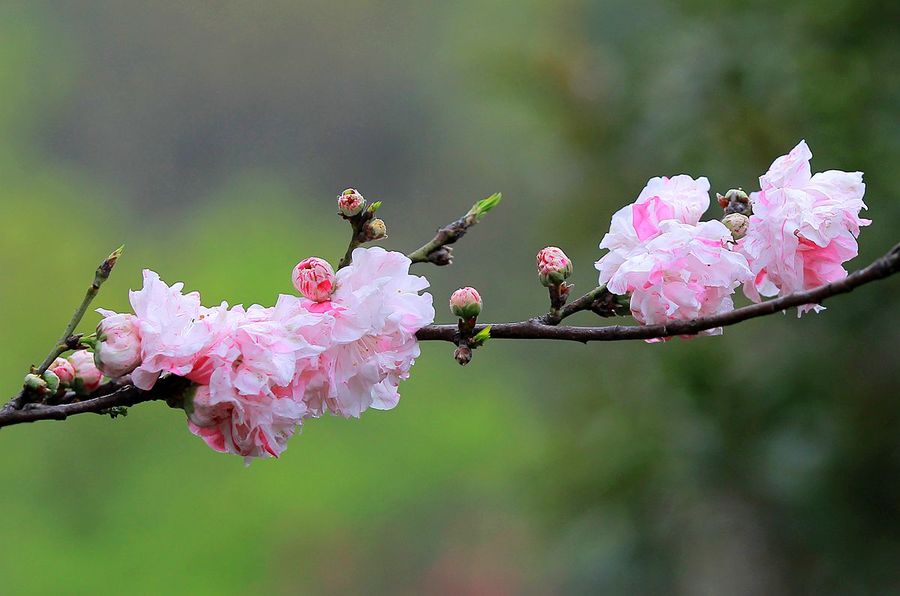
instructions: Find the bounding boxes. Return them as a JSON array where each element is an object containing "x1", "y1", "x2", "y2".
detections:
[
  {"x1": 407, "y1": 193, "x2": 501, "y2": 266},
  {"x1": 35, "y1": 246, "x2": 123, "y2": 374}
]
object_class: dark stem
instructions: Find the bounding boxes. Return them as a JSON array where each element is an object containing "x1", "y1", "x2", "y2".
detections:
[
  {"x1": 0, "y1": 375, "x2": 192, "y2": 429},
  {"x1": 338, "y1": 215, "x2": 367, "y2": 270}
]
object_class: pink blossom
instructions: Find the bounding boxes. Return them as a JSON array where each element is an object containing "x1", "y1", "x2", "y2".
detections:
[
  {"x1": 449, "y1": 287, "x2": 482, "y2": 318},
  {"x1": 301, "y1": 247, "x2": 434, "y2": 418},
  {"x1": 123, "y1": 270, "x2": 219, "y2": 390},
  {"x1": 292, "y1": 257, "x2": 336, "y2": 302},
  {"x1": 68, "y1": 350, "x2": 103, "y2": 393},
  {"x1": 184, "y1": 295, "x2": 329, "y2": 460},
  {"x1": 536, "y1": 246, "x2": 573, "y2": 286},
  {"x1": 98, "y1": 253, "x2": 433, "y2": 460},
  {"x1": 49, "y1": 358, "x2": 76, "y2": 386},
  {"x1": 187, "y1": 372, "x2": 308, "y2": 462},
  {"x1": 739, "y1": 141, "x2": 870, "y2": 314},
  {"x1": 95, "y1": 312, "x2": 142, "y2": 378},
  {"x1": 606, "y1": 220, "x2": 751, "y2": 339},
  {"x1": 596, "y1": 175, "x2": 711, "y2": 285}
]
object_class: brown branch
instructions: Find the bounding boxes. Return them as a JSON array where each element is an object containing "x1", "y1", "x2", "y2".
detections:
[
  {"x1": 1, "y1": 242, "x2": 896, "y2": 429},
  {"x1": 407, "y1": 193, "x2": 501, "y2": 266},
  {"x1": 0, "y1": 375, "x2": 192, "y2": 429},
  {"x1": 416, "y1": 241, "x2": 900, "y2": 343}
]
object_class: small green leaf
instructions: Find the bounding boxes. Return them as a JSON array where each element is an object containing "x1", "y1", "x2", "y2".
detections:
[
  {"x1": 472, "y1": 325, "x2": 492, "y2": 346},
  {"x1": 368, "y1": 201, "x2": 383, "y2": 213},
  {"x1": 468, "y1": 192, "x2": 502, "y2": 222}
]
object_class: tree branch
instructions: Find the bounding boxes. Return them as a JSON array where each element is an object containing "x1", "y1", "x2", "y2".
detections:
[
  {"x1": 407, "y1": 193, "x2": 501, "y2": 266},
  {"x1": 0, "y1": 375, "x2": 192, "y2": 429},
  {"x1": 2, "y1": 242, "x2": 896, "y2": 429},
  {"x1": 416, "y1": 241, "x2": 900, "y2": 343}
]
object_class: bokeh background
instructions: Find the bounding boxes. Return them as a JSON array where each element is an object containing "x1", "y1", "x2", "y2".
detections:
[{"x1": 1, "y1": 1, "x2": 899, "y2": 594}]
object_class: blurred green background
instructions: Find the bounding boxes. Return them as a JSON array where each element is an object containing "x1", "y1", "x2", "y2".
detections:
[{"x1": 1, "y1": 1, "x2": 898, "y2": 594}]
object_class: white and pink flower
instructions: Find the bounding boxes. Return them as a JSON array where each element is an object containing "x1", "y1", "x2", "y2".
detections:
[
  {"x1": 606, "y1": 220, "x2": 751, "y2": 338},
  {"x1": 596, "y1": 174, "x2": 711, "y2": 286},
  {"x1": 738, "y1": 140, "x2": 869, "y2": 314},
  {"x1": 300, "y1": 247, "x2": 435, "y2": 418},
  {"x1": 95, "y1": 312, "x2": 142, "y2": 378},
  {"x1": 96, "y1": 248, "x2": 433, "y2": 461}
]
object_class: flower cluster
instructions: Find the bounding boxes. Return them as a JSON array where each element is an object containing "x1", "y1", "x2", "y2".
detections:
[
  {"x1": 738, "y1": 141, "x2": 870, "y2": 313},
  {"x1": 94, "y1": 247, "x2": 434, "y2": 462},
  {"x1": 596, "y1": 141, "x2": 869, "y2": 332}
]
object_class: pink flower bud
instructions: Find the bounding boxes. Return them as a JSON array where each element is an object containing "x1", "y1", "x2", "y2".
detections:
[
  {"x1": 68, "y1": 349, "x2": 103, "y2": 394},
  {"x1": 48, "y1": 357, "x2": 76, "y2": 386},
  {"x1": 536, "y1": 246, "x2": 573, "y2": 287},
  {"x1": 292, "y1": 257, "x2": 336, "y2": 302},
  {"x1": 449, "y1": 287, "x2": 482, "y2": 319},
  {"x1": 95, "y1": 313, "x2": 142, "y2": 378},
  {"x1": 338, "y1": 188, "x2": 366, "y2": 217}
]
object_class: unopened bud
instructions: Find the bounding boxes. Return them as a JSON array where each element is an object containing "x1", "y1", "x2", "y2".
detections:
[
  {"x1": 292, "y1": 257, "x2": 336, "y2": 302},
  {"x1": 338, "y1": 188, "x2": 366, "y2": 217},
  {"x1": 450, "y1": 287, "x2": 482, "y2": 319},
  {"x1": 24, "y1": 373, "x2": 48, "y2": 393},
  {"x1": 98, "y1": 245, "x2": 125, "y2": 281},
  {"x1": 43, "y1": 370, "x2": 60, "y2": 394},
  {"x1": 68, "y1": 349, "x2": 103, "y2": 394},
  {"x1": 722, "y1": 213, "x2": 750, "y2": 240},
  {"x1": 454, "y1": 345, "x2": 473, "y2": 366},
  {"x1": 49, "y1": 357, "x2": 76, "y2": 386},
  {"x1": 536, "y1": 246, "x2": 573, "y2": 287},
  {"x1": 95, "y1": 313, "x2": 142, "y2": 378},
  {"x1": 717, "y1": 189, "x2": 751, "y2": 216},
  {"x1": 364, "y1": 218, "x2": 387, "y2": 241}
]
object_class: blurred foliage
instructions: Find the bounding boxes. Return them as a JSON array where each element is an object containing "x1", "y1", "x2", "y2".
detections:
[{"x1": 0, "y1": 0, "x2": 898, "y2": 594}]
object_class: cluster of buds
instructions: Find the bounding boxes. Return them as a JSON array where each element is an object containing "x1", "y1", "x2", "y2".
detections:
[
  {"x1": 337, "y1": 188, "x2": 387, "y2": 242},
  {"x1": 717, "y1": 188, "x2": 751, "y2": 240},
  {"x1": 24, "y1": 349, "x2": 104, "y2": 397},
  {"x1": 293, "y1": 257, "x2": 336, "y2": 302},
  {"x1": 336, "y1": 188, "x2": 389, "y2": 269}
]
